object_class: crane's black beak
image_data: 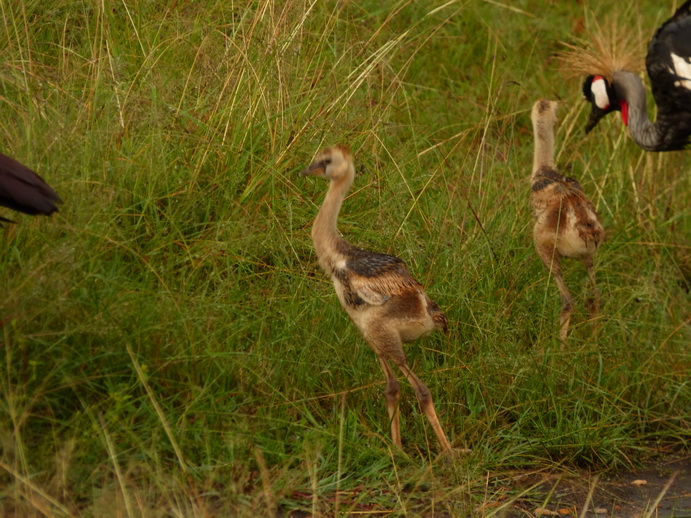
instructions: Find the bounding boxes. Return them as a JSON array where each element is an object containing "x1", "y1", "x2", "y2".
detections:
[
  {"x1": 585, "y1": 103, "x2": 609, "y2": 134},
  {"x1": 300, "y1": 160, "x2": 326, "y2": 177}
]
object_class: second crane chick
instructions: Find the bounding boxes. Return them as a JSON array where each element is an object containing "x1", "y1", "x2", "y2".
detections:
[
  {"x1": 531, "y1": 100, "x2": 605, "y2": 341},
  {"x1": 301, "y1": 145, "x2": 451, "y2": 453}
]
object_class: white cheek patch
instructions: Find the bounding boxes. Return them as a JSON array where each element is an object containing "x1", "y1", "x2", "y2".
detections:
[
  {"x1": 591, "y1": 77, "x2": 610, "y2": 109},
  {"x1": 669, "y1": 52, "x2": 691, "y2": 90}
]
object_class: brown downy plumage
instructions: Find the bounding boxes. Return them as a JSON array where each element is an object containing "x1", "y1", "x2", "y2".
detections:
[
  {"x1": 301, "y1": 145, "x2": 452, "y2": 453},
  {"x1": 530, "y1": 100, "x2": 605, "y2": 341}
]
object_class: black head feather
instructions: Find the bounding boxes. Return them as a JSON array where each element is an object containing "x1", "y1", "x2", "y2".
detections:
[{"x1": 582, "y1": 75, "x2": 621, "y2": 134}]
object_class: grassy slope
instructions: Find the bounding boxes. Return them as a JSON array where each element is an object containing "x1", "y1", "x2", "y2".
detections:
[{"x1": 0, "y1": 0, "x2": 689, "y2": 515}]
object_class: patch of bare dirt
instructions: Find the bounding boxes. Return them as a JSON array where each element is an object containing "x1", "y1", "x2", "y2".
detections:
[{"x1": 507, "y1": 455, "x2": 691, "y2": 517}]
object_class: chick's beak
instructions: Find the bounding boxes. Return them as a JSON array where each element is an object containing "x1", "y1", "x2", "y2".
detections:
[{"x1": 300, "y1": 160, "x2": 326, "y2": 177}]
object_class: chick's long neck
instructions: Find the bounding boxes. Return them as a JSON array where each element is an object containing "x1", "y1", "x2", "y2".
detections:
[{"x1": 311, "y1": 170, "x2": 354, "y2": 270}]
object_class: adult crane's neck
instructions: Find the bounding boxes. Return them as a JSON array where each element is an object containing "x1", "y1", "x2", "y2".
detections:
[
  {"x1": 311, "y1": 167, "x2": 355, "y2": 262},
  {"x1": 532, "y1": 113, "x2": 555, "y2": 178},
  {"x1": 612, "y1": 71, "x2": 661, "y2": 151}
]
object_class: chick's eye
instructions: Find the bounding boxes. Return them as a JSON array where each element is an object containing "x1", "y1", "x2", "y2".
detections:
[{"x1": 323, "y1": 158, "x2": 332, "y2": 165}]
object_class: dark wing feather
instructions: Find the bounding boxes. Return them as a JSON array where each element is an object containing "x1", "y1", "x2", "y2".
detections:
[
  {"x1": 0, "y1": 153, "x2": 63, "y2": 215},
  {"x1": 646, "y1": 2, "x2": 691, "y2": 149},
  {"x1": 345, "y1": 247, "x2": 408, "y2": 277},
  {"x1": 336, "y1": 243, "x2": 421, "y2": 306}
]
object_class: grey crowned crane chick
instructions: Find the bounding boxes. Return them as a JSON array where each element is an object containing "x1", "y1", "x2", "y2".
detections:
[
  {"x1": 531, "y1": 100, "x2": 605, "y2": 341},
  {"x1": 301, "y1": 145, "x2": 451, "y2": 453},
  {"x1": 581, "y1": 1, "x2": 691, "y2": 151},
  {"x1": 0, "y1": 152, "x2": 62, "y2": 223}
]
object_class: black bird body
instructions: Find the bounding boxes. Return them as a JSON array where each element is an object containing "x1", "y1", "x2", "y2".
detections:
[
  {"x1": 645, "y1": 0, "x2": 691, "y2": 149},
  {"x1": 583, "y1": 1, "x2": 691, "y2": 151},
  {"x1": 0, "y1": 153, "x2": 62, "y2": 221}
]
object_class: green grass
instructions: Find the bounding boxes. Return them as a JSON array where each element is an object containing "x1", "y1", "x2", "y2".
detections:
[{"x1": 1, "y1": 0, "x2": 689, "y2": 515}]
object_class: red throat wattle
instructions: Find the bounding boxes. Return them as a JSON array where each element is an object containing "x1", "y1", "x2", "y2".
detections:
[{"x1": 620, "y1": 101, "x2": 629, "y2": 126}]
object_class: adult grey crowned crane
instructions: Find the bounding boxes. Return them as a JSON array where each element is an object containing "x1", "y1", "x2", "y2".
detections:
[
  {"x1": 301, "y1": 145, "x2": 452, "y2": 453},
  {"x1": 0, "y1": 153, "x2": 62, "y2": 222},
  {"x1": 582, "y1": 1, "x2": 691, "y2": 151}
]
